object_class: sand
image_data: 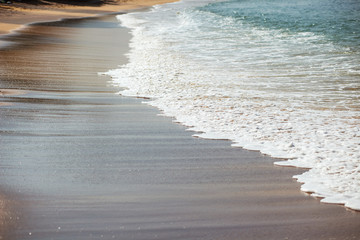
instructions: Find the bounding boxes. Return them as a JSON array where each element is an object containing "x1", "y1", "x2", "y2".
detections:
[
  {"x1": 0, "y1": 0, "x2": 178, "y2": 35},
  {"x1": 0, "y1": 2, "x2": 359, "y2": 240}
]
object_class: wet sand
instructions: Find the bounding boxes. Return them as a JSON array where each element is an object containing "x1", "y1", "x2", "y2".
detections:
[
  {"x1": 0, "y1": 0, "x2": 178, "y2": 36},
  {"x1": 0, "y1": 11, "x2": 359, "y2": 240}
]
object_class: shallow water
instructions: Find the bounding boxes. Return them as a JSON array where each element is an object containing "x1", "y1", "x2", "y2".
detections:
[{"x1": 108, "y1": 0, "x2": 360, "y2": 210}]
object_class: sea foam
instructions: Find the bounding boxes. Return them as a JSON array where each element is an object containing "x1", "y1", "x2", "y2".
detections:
[{"x1": 107, "y1": 0, "x2": 360, "y2": 210}]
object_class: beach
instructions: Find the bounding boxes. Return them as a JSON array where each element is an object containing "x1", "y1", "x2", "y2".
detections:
[
  {"x1": 0, "y1": 0, "x2": 178, "y2": 35},
  {"x1": 0, "y1": 1, "x2": 360, "y2": 239}
]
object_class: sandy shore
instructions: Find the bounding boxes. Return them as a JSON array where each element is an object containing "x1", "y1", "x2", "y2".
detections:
[
  {"x1": 0, "y1": 89, "x2": 24, "y2": 105},
  {"x1": 0, "y1": 0, "x2": 178, "y2": 35},
  {"x1": 0, "y1": 2, "x2": 359, "y2": 240}
]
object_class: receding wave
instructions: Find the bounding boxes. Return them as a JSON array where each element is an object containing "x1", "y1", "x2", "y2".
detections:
[{"x1": 107, "y1": 0, "x2": 360, "y2": 210}]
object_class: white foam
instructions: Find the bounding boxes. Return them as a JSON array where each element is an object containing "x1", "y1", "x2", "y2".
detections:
[{"x1": 107, "y1": 1, "x2": 360, "y2": 211}]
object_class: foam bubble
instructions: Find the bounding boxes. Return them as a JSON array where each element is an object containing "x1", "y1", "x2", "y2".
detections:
[{"x1": 108, "y1": 1, "x2": 360, "y2": 211}]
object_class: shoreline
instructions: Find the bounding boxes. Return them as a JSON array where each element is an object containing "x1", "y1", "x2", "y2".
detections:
[
  {"x1": 0, "y1": 0, "x2": 178, "y2": 36},
  {"x1": 109, "y1": 2, "x2": 360, "y2": 212},
  {"x1": 0, "y1": 2, "x2": 360, "y2": 240},
  {"x1": 0, "y1": 0, "x2": 178, "y2": 105}
]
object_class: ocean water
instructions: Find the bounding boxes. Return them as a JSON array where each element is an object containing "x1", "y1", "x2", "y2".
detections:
[{"x1": 107, "y1": 0, "x2": 360, "y2": 210}]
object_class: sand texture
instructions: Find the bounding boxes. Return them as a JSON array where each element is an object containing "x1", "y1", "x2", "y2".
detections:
[
  {"x1": 0, "y1": 0, "x2": 178, "y2": 35},
  {"x1": 0, "y1": 8, "x2": 359, "y2": 240}
]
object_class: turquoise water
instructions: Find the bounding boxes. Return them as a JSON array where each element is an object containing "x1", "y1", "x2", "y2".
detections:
[
  {"x1": 109, "y1": 0, "x2": 360, "y2": 210},
  {"x1": 202, "y1": 0, "x2": 360, "y2": 49}
]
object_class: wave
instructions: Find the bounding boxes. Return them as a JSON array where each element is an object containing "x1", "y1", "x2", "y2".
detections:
[{"x1": 107, "y1": 0, "x2": 360, "y2": 210}]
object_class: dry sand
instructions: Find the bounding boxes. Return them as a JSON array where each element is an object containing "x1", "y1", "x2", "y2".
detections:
[{"x1": 0, "y1": 2, "x2": 359, "y2": 240}]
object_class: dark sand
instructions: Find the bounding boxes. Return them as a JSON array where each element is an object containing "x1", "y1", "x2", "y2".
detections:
[{"x1": 0, "y1": 13, "x2": 359, "y2": 240}]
